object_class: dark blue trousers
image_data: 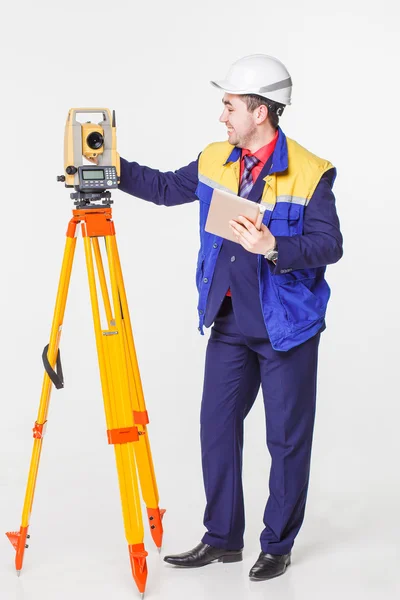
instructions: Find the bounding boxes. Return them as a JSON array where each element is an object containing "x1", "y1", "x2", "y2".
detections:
[{"x1": 200, "y1": 296, "x2": 321, "y2": 555}]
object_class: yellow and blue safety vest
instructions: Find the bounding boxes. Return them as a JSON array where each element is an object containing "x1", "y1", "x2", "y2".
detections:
[{"x1": 195, "y1": 128, "x2": 338, "y2": 350}]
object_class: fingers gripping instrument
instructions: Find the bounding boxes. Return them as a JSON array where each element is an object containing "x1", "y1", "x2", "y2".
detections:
[{"x1": 6, "y1": 108, "x2": 165, "y2": 598}]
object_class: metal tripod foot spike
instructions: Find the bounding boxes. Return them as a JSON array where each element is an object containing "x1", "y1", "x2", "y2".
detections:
[
  {"x1": 147, "y1": 507, "x2": 166, "y2": 549},
  {"x1": 129, "y1": 544, "x2": 148, "y2": 595},
  {"x1": 6, "y1": 527, "x2": 29, "y2": 573}
]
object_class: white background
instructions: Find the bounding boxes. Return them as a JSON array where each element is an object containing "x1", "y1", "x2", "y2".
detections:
[{"x1": 0, "y1": 1, "x2": 399, "y2": 599}]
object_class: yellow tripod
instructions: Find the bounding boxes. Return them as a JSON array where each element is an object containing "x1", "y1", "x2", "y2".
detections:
[{"x1": 6, "y1": 205, "x2": 164, "y2": 597}]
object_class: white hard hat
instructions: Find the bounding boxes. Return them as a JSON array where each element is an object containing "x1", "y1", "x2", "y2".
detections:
[{"x1": 211, "y1": 54, "x2": 292, "y2": 106}]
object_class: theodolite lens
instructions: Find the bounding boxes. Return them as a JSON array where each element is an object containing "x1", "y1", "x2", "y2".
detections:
[{"x1": 87, "y1": 132, "x2": 104, "y2": 150}]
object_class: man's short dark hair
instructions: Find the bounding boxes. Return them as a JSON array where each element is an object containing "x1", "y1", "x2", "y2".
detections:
[{"x1": 241, "y1": 94, "x2": 285, "y2": 129}]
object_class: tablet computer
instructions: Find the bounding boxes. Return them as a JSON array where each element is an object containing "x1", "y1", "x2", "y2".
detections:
[{"x1": 204, "y1": 188, "x2": 266, "y2": 243}]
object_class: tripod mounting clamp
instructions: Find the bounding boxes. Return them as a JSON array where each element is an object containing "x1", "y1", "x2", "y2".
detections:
[{"x1": 71, "y1": 190, "x2": 113, "y2": 209}]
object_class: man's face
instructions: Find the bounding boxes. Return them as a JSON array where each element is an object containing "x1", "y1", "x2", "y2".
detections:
[{"x1": 219, "y1": 93, "x2": 256, "y2": 148}]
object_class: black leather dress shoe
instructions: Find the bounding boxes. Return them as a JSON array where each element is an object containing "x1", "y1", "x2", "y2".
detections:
[
  {"x1": 164, "y1": 542, "x2": 243, "y2": 568},
  {"x1": 249, "y1": 551, "x2": 291, "y2": 580}
]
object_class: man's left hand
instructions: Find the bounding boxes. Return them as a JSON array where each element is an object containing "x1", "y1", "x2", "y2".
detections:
[{"x1": 229, "y1": 215, "x2": 276, "y2": 255}]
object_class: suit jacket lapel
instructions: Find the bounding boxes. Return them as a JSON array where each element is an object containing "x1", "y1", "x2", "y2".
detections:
[{"x1": 246, "y1": 154, "x2": 274, "y2": 203}]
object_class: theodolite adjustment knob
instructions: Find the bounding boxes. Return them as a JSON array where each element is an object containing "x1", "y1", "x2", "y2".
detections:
[
  {"x1": 66, "y1": 165, "x2": 77, "y2": 175},
  {"x1": 57, "y1": 175, "x2": 66, "y2": 182}
]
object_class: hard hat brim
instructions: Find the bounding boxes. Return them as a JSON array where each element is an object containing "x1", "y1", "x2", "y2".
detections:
[{"x1": 210, "y1": 80, "x2": 253, "y2": 94}]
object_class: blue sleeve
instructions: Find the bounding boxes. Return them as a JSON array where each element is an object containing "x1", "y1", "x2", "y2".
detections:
[
  {"x1": 274, "y1": 168, "x2": 343, "y2": 272},
  {"x1": 118, "y1": 156, "x2": 199, "y2": 207}
]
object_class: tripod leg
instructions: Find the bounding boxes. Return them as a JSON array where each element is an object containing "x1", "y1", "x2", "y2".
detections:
[
  {"x1": 106, "y1": 234, "x2": 165, "y2": 550},
  {"x1": 92, "y1": 238, "x2": 113, "y2": 326},
  {"x1": 6, "y1": 232, "x2": 77, "y2": 574},
  {"x1": 83, "y1": 234, "x2": 148, "y2": 595}
]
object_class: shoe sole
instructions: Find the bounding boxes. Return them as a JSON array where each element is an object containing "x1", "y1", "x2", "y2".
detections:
[
  {"x1": 165, "y1": 552, "x2": 243, "y2": 568},
  {"x1": 249, "y1": 556, "x2": 291, "y2": 581}
]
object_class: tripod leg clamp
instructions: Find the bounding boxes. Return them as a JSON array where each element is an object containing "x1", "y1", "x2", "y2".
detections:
[
  {"x1": 42, "y1": 344, "x2": 64, "y2": 390},
  {"x1": 107, "y1": 427, "x2": 139, "y2": 444}
]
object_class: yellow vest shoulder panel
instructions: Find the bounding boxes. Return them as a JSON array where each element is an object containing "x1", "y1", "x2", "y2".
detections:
[
  {"x1": 284, "y1": 137, "x2": 334, "y2": 201},
  {"x1": 198, "y1": 141, "x2": 233, "y2": 173},
  {"x1": 199, "y1": 141, "x2": 239, "y2": 194}
]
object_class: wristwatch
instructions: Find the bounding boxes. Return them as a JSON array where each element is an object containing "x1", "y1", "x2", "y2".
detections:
[{"x1": 264, "y1": 241, "x2": 278, "y2": 265}]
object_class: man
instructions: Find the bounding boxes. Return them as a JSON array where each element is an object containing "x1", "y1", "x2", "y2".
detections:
[{"x1": 118, "y1": 54, "x2": 343, "y2": 581}]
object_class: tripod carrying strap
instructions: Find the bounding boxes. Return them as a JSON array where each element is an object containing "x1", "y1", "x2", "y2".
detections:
[{"x1": 42, "y1": 344, "x2": 64, "y2": 390}]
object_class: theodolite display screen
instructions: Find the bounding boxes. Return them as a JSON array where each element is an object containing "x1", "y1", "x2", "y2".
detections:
[{"x1": 82, "y1": 170, "x2": 105, "y2": 180}]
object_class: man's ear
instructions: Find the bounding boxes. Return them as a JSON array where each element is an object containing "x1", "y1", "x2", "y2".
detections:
[{"x1": 255, "y1": 104, "x2": 269, "y2": 124}]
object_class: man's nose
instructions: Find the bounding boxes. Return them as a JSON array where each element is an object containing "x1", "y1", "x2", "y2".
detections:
[{"x1": 219, "y1": 109, "x2": 228, "y2": 123}]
